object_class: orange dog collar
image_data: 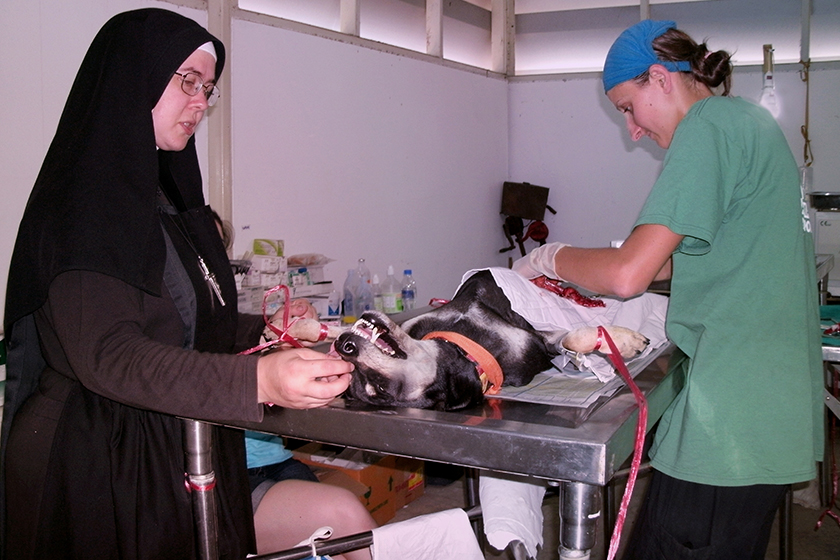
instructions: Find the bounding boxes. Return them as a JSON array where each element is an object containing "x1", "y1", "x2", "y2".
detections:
[{"x1": 421, "y1": 331, "x2": 504, "y2": 395}]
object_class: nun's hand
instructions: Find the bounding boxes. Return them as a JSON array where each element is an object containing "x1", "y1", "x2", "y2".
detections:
[{"x1": 257, "y1": 348, "x2": 354, "y2": 409}]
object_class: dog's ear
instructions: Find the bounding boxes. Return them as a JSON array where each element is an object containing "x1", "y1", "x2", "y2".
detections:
[
  {"x1": 416, "y1": 342, "x2": 485, "y2": 411},
  {"x1": 414, "y1": 370, "x2": 480, "y2": 411}
]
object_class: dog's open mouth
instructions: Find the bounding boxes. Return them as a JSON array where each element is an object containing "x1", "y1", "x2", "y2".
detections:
[{"x1": 335, "y1": 313, "x2": 408, "y2": 360}]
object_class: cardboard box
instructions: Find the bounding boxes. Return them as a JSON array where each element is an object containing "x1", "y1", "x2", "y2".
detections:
[
  {"x1": 393, "y1": 455, "x2": 425, "y2": 510},
  {"x1": 293, "y1": 443, "x2": 424, "y2": 525},
  {"x1": 305, "y1": 264, "x2": 326, "y2": 283},
  {"x1": 252, "y1": 239, "x2": 284, "y2": 256},
  {"x1": 292, "y1": 282, "x2": 333, "y2": 298},
  {"x1": 251, "y1": 254, "x2": 287, "y2": 275},
  {"x1": 237, "y1": 286, "x2": 265, "y2": 315}
]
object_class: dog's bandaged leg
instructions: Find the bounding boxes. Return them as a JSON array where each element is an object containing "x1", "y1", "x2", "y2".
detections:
[
  {"x1": 265, "y1": 318, "x2": 346, "y2": 344},
  {"x1": 562, "y1": 326, "x2": 649, "y2": 359}
]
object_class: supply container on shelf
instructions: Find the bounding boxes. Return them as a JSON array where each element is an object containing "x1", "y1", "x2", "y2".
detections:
[
  {"x1": 401, "y1": 270, "x2": 417, "y2": 310},
  {"x1": 342, "y1": 269, "x2": 360, "y2": 324},
  {"x1": 382, "y1": 266, "x2": 403, "y2": 314}
]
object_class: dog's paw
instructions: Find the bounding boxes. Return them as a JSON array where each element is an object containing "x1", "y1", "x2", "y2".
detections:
[
  {"x1": 602, "y1": 326, "x2": 650, "y2": 358},
  {"x1": 562, "y1": 326, "x2": 649, "y2": 359}
]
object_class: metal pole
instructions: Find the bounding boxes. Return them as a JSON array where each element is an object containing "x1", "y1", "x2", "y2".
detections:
[
  {"x1": 559, "y1": 481, "x2": 601, "y2": 559},
  {"x1": 183, "y1": 419, "x2": 219, "y2": 560},
  {"x1": 464, "y1": 468, "x2": 485, "y2": 545}
]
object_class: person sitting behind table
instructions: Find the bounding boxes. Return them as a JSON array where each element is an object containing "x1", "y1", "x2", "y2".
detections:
[{"x1": 246, "y1": 431, "x2": 376, "y2": 559}]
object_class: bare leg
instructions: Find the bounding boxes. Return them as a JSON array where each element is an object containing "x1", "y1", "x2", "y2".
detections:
[{"x1": 253, "y1": 479, "x2": 376, "y2": 560}]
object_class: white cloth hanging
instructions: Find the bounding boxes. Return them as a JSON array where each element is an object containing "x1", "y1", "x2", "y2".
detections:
[
  {"x1": 371, "y1": 508, "x2": 484, "y2": 560},
  {"x1": 479, "y1": 471, "x2": 547, "y2": 558}
]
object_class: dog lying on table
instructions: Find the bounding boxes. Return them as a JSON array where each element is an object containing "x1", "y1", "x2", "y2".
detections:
[{"x1": 331, "y1": 268, "x2": 652, "y2": 411}]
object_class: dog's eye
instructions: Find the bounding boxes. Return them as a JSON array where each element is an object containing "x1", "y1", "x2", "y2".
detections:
[
  {"x1": 363, "y1": 380, "x2": 392, "y2": 399},
  {"x1": 364, "y1": 381, "x2": 388, "y2": 397}
]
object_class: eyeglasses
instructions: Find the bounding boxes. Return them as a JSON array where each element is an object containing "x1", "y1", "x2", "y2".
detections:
[{"x1": 173, "y1": 71, "x2": 220, "y2": 107}]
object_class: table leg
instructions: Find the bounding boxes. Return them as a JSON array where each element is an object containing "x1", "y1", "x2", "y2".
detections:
[
  {"x1": 464, "y1": 468, "x2": 485, "y2": 546},
  {"x1": 558, "y1": 481, "x2": 600, "y2": 559},
  {"x1": 823, "y1": 363, "x2": 840, "y2": 506},
  {"x1": 183, "y1": 419, "x2": 219, "y2": 560}
]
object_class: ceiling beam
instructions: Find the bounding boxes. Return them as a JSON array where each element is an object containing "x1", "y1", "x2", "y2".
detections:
[
  {"x1": 491, "y1": 0, "x2": 515, "y2": 76},
  {"x1": 427, "y1": 0, "x2": 443, "y2": 57},
  {"x1": 340, "y1": 0, "x2": 361, "y2": 36},
  {"x1": 206, "y1": 0, "x2": 233, "y2": 230},
  {"x1": 463, "y1": 0, "x2": 711, "y2": 14}
]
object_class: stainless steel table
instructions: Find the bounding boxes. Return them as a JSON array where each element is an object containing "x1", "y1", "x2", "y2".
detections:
[{"x1": 224, "y1": 345, "x2": 681, "y2": 558}]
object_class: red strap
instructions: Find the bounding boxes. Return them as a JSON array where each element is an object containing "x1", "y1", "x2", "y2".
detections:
[
  {"x1": 593, "y1": 329, "x2": 603, "y2": 352},
  {"x1": 599, "y1": 326, "x2": 648, "y2": 560},
  {"x1": 238, "y1": 283, "x2": 329, "y2": 355}
]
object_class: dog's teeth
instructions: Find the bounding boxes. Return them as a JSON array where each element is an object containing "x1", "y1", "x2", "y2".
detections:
[{"x1": 347, "y1": 319, "x2": 398, "y2": 357}]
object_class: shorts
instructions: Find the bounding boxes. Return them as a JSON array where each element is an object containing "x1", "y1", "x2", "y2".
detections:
[{"x1": 248, "y1": 457, "x2": 319, "y2": 514}]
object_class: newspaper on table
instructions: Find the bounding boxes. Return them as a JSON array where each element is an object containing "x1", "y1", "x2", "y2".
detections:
[{"x1": 489, "y1": 342, "x2": 670, "y2": 408}]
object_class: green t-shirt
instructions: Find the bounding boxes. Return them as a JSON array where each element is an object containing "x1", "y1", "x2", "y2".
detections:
[{"x1": 636, "y1": 96, "x2": 824, "y2": 486}]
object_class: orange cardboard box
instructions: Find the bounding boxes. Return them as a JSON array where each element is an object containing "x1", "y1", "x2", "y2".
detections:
[
  {"x1": 393, "y1": 455, "x2": 425, "y2": 510},
  {"x1": 293, "y1": 443, "x2": 424, "y2": 525}
]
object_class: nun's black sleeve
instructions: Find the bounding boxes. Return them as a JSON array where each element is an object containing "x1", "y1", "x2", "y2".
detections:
[{"x1": 35, "y1": 269, "x2": 264, "y2": 424}]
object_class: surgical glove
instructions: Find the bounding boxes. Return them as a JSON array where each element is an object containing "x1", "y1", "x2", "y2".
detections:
[{"x1": 511, "y1": 242, "x2": 568, "y2": 280}]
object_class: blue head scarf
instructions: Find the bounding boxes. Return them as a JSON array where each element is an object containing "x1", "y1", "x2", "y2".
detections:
[{"x1": 602, "y1": 19, "x2": 691, "y2": 93}]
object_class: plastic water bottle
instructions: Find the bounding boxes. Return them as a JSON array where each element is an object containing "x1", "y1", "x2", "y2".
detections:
[
  {"x1": 382, "y1": 266, "x2": 403, "y2": 314},
  {"x1": 401, "y1": 269, "x2": 417, "y2": 310},
  {"x1": 356, "y1": 258, "x2": 371, "y2": 284},
  {"x1": 327, "y1": 289, "x2": 341, "y2": 319},
  {"x1": 342, "y1": 269, "x2": 360, "y2": 324},
  {"x1": 371, "y1": 274, "x2": 384, "y2": 312},
  {"x1": 355, "y1": 259, "x2": 373, "y2": 315}
]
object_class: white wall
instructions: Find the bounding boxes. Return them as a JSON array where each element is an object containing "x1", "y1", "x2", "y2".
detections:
[
  {"x1": 509, "y1": 74, "x2": 662, "y2": 247},
  {"x1": 0, "y1": 0, "x2": 509, "y2": 325},
  {"x1": 228, "y1": 19, "x2": 510, "y2": 299},
  {"x1": 509, "y1": 62, "x2": 840, "y2": 249}
]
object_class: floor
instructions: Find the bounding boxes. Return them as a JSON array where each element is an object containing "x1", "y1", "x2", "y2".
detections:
[{"x1": 388, "y1": 450, "x2": 840, "y2": 560}]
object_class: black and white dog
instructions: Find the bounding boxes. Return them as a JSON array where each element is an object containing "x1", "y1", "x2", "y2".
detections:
[{"x1": 333, "y1": 269, "x2": 650, "y2": 411}]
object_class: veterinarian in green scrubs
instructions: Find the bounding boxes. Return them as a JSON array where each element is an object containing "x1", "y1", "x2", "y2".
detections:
[{"x1": 513, "y1": 19, "x2": 823, "y2": 560}]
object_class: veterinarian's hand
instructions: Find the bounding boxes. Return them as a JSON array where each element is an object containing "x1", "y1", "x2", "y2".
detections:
[
  {"x1": 512, "y1": 242, "x2": 569, "y2": 280},
  {"x1": 257, "y1": 349, "x2": 354, "y2": 408}
]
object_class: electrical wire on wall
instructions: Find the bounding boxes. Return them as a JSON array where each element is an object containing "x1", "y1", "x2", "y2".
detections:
[
  {"x1": 800, "y1": 0, "x2": 814, "y2": 172},
  {"x1": 799, "y1": 58, "x2": 814, "y2": 170},
  {"x1": 798, "y1": 0, "x2": 815, "y2": 209}
]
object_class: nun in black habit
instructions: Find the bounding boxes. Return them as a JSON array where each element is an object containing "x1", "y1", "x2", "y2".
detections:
[{"x1": 1, "y1": 8, "x2": 353, "y2": 559}]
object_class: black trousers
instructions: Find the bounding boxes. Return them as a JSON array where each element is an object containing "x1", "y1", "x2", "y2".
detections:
[{"x1": 621, "y1": 470, "x2": 787, "y2": 560}]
